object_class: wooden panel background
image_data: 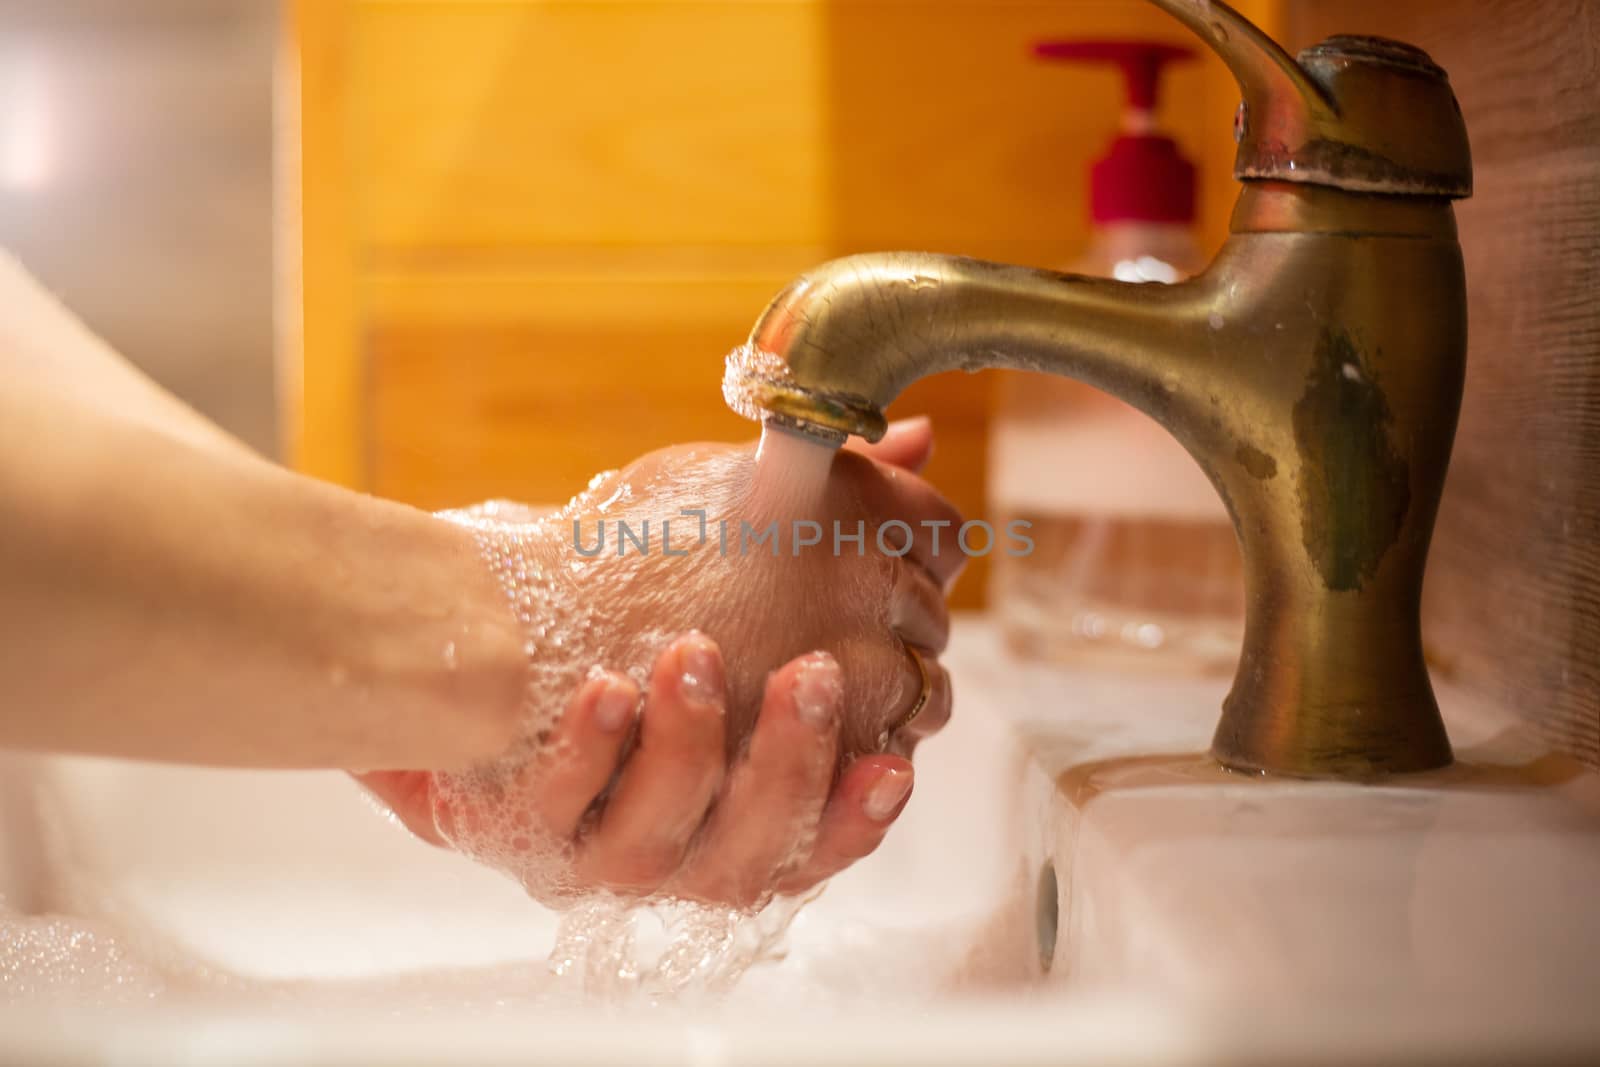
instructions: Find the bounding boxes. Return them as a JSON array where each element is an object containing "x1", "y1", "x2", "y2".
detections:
[
  {"x1": 286, "y1": 0, "x2": 1274, "y2": 610},
  {"x1": 1284, "y1": 0, "x2": 1600, "y2": 768},
  {"x1": 280, "y1": 0, "x2": 362, "y2": 485}
]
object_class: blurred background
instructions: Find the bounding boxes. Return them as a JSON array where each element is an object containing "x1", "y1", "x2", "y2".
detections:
[{"x1": 0, "y1": 0, "x2": 278, "y2": 455}]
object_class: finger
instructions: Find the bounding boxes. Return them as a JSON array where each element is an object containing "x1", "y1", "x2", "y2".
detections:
[
  {"x1": 835, "y1": 451, "x2": 966, "y2": 588},
  {"x1": 353, "y1": 770, "x2": 446, "y2": 847},
  {"x1": 676, "y1": 652, "x2": 843, "y2": 907},
  {"x1": 521, "y1": 666, "x2": 640, "y2": 838},
  {"x1": 844, "y1": 416, "x2": 933, "y2": 473},
  {"x1": 890, "y1": 563, "x2": 950, "y2": 654},
  {"x1": 775, "y1": 755, "x2": 914, "y2": 894},
  {"x1": 576, "y1": 633, "x2": 728, "y2": 896}
]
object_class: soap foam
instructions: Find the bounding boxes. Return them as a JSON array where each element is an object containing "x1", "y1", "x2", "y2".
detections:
[{"x1": 423, "y1": 422, "x2": 888, "y2": 998}]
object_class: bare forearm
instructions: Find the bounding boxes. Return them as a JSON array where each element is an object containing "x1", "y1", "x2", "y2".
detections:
[{"x1": 0, "y1": 348, "x2": 524, "y2": 771}]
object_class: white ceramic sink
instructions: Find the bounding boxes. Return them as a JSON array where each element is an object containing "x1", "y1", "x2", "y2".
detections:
[{"x1": 3, "y1": 617, "x2": 1598, "y2": 1064}]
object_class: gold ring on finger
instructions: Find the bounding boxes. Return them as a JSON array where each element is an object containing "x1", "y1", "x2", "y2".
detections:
[{"x1": 889, "y1": 644, "x2": 932, "y2": 734}]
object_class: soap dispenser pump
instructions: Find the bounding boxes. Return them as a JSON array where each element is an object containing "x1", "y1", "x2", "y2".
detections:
[
  {"x1": 989, "y1": 37, "x2": 1244, "y2": 674},
  {"x1": 1035, "y1": 40, "x2": 1197, "y2": 235}
]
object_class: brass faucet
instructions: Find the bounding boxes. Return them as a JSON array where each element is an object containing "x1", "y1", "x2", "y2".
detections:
[{"x1": 723, "y1": 0, "x2": 1474, "y2": 780}]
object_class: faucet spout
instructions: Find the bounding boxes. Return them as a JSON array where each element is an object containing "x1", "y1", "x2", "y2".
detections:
[{"x1": 733, "y1": 253, "x2": 1205, "y2": 447}]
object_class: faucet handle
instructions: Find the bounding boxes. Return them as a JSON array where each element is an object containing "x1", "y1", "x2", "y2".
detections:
[{"x1": 1148, "y1": 0, "x2": 1472, "y2": 198}]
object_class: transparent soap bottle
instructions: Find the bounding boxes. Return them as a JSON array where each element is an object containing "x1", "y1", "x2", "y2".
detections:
[{"x1": 989, "y1": 39, "x2": 1244, "y2": 674}]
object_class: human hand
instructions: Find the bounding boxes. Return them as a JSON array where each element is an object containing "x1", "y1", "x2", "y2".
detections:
[
  {"x1": 363, "y1": 418, "x2": 958, "y2": 906},
  {"x1": 360, "y1": 632, "x2": 929, "y2": 907},
  {"x1": 512, "y1": 420, "x2": 960, "y2": 755}
]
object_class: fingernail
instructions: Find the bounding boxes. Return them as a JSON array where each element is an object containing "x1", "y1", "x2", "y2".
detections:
[
  {"x1": 594, "y1": 680, "x2": 636, "y2": 733},
  {"x1": 863, "y1": 766, "x2": 914, "y2": 822},
  {"x1": 793, "y1": 652, "x2": 841, "y2": 730},
  {"x1": 679, "y1": 634, "x2": 725, "y2": 706}
]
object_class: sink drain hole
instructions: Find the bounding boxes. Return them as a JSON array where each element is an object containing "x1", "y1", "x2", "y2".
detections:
[{"x1": 1036, "y1": 861, "x2": 1059, "y2": 973}]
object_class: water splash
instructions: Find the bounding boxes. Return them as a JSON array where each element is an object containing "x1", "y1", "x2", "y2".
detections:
[
  {"x1": 721, "y1": 343, "x2": 792, "y2": 424},
  {"x1": 547, "y1": 891, "x2": 816, "y2": 1004}
]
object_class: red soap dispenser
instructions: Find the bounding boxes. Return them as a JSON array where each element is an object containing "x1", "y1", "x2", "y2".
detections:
[
  {"x1": 989, "y1": 38, "x2": 1244, "y2": 674},
  {"x1": 1037, "y1": 40, "x2": 1198, "y2": 231}
]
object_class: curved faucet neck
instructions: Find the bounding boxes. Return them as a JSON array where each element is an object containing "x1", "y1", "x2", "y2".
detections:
[{"x1": 732, "y1": 179, "x2": 1465, "y2": 778}]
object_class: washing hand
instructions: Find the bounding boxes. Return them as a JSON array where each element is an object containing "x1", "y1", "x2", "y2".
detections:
[
  {"x1": 361, "y1": 419, "x2": 959, "y2": 907},
  {"x1": 362, "y1": 636, "x2": 923, "y2": 907}
]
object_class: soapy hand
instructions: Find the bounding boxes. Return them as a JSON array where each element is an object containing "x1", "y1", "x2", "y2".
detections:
[
  {"x1": 528, "y1": 422, "x2": 961, "y2": 757},
  {"x1": 360, "y1": 419, "x2": 959, "y2": 907},
  {"x1": 361, "y1": 635, "x2": 923, "y2": 907}
]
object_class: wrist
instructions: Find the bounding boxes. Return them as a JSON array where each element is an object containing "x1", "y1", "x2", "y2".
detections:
[
  {"x1": 411, "y1": 513, "x2": 532, "y2": 767},
  {"x1": 283, "y1": 476, "x2": 533, "y2": 772},
  {"x1": 421, "y1": 502, "x2": 573, "y2": 768}
]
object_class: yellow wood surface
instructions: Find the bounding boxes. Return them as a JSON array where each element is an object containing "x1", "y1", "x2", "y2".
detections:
[
  {"x1": 286, "y1": 0, "x2": 1283, "y2": 607},
  {"x1": 281, "y1": 0, "x2": 365, "y2": 486}
]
